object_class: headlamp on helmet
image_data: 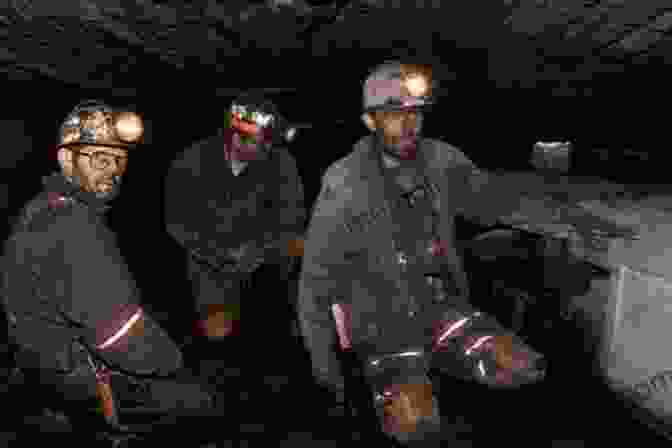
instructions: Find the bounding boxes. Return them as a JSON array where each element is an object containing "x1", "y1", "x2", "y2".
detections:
[
  {"x1": 57, "y1": 100, "x2": 144, "y2": 151},
  {"x1": 226, "y1": 98, "x2": 277, "y2": 146},
  {"x1": 114, "y1": 111, "x2": 144, "y2": 143},
  {"x1": 231, "y1": 104, "x2": 275, "y2": 128},
  {"x1": 404, "y1": 72, "x2": 429, "y2": 98}
]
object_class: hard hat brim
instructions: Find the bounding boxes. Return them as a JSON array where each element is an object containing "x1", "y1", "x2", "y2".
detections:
[
  {"x1": 55, "y1": 141, "x2": 140, "y2": 151},
  {"x1": 364, "y1": 102, "x2": 434, "y2": 113}
]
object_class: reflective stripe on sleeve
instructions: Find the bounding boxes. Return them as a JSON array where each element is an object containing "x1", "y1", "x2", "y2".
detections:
[{"x1": 97, "y1": 307, "x2": 143, "y2": 350}]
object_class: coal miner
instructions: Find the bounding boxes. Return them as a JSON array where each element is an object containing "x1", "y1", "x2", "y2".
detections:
[
  {"x1": 298, "y1": 61, "x2": 547, "y2": 446},
  {"x1": 165, "y1": 92, "x2": 305, "y2": 343},
  {"x1": 1, "y1": 100, "x2": 216, "y2": 432}
]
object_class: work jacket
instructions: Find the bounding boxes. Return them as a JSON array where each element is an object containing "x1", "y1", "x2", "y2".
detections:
[
  {"x1": 298, "y1": 135, "x2": 522, "y2": 389},
  {"x1": 165, "y1": 133, "x2": 306, "y2": 275},
  {"x1": 2, "y1": 173, "x2": 182, "y2": 377}
]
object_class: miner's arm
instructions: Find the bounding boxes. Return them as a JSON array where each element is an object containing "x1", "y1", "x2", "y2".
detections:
[
  {"x1": 256, "y1": 149, "x2": 307, "y2": 271},
  {"x1": 448, "y1": 150, "x2": 525, "y2": 227},
  {"x1": 59, "y1": 211, "x2": 182, "y2": 376},
  {"x1": 297, "y1": 176, "x2": 348, "y2": 392}
]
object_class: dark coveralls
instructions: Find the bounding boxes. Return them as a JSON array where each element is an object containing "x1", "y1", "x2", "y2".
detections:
[
  {"x1": 299, "y1": 135, "x2": 534, "y2": 444},
  {"x1": 1, "y1": 173, "x2": 213, "y2": 429},
  {"x1": 165, "y1": 133, "x2": 305, "y2": 335}
]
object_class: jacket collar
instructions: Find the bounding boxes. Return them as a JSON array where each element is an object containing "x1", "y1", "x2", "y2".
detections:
[
  {"x1": 350, "y1": 135, "x2": 432, "y2": 181},
  {"x1": 42, "y1": 172, "x2": 112, "y2": 214}
]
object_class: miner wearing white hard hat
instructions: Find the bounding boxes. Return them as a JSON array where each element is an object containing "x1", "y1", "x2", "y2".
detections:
[
  {"x1": 2, "y1": 100, "x2": 219, "y2": 440},
  {"x1": 297, "y1": 61, "x2": 547, "y2": 445}
]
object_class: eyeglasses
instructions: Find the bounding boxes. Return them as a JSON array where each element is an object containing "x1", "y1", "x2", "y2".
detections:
[{"x1": 70, "y1": 149, "x2": 128, "y2": 171}]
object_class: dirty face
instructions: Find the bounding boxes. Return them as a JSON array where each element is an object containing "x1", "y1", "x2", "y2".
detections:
[
  {"x1": 371, "y1": 109, "x2": 423, "y2": 160},
  {"x1": 60, "y1": 145, "x2": 128, "y2": 199},
  {"x1": 230, "y1": 130, "x2": 267, "y2": 162}
]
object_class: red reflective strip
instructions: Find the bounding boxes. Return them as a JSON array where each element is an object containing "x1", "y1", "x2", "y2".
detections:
[
  {"x1": 331, "y1": 303, "x2": 352, "y2": 350},
  {"x1": 97, "y1": 307, "x2": 143, "y2": 350},
  {"x1": 436, "y1": 317, "x2": 469, "y2": 346},
  {"x1": 428, "y1": 239, "x2": 448, "y2": 257},
  {"x1": 366, "y1": 79, "x2": 404, "y2": 99},
  {"x1": 231, "y1": 117, "x2": 260, "y2": 136},
  {"x1": 465, "y1": 335, "x2": 494, "y2": 356}
]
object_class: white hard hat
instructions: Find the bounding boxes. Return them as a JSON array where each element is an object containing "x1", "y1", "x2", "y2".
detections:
[
  {"x1": 363, "y1": 61, "x2": 436, "y2": 112},
  {"x1": 57, "y1": 100, "x2": 144, "y2": 150}
]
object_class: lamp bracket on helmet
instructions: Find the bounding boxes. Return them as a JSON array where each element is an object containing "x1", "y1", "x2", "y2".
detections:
[{"x1": 230, "y1": 103, "x2": 275, "y2": 129}]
